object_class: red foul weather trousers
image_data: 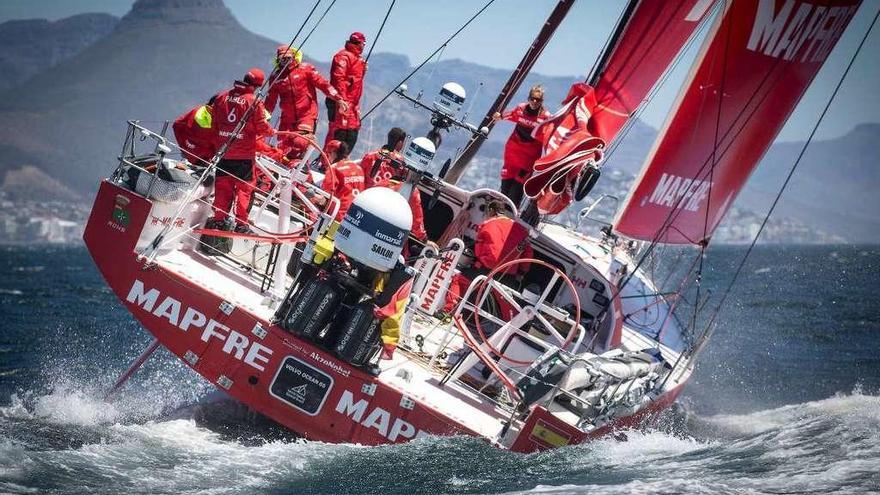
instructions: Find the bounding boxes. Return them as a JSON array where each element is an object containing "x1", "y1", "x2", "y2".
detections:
[{"x1": 212, "y1": 159, "x2": 255, "y2": 226}]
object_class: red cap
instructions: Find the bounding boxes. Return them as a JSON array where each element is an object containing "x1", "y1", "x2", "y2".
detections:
[
  {"x1": 243, "y1": 67, "x2": 265, "y2": 87},
  {"x1": 348, "y1": 32, "x2": 366, "y2": 44}
]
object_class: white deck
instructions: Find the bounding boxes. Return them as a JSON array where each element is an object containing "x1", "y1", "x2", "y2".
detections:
[{"x1": 158, "y1": 247, "x2": 279, "y2": 321}]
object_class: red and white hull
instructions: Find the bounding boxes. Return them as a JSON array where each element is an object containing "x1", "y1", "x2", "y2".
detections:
[{"x1": 85, "y1": 179, "x2": 691, "y2": 452}]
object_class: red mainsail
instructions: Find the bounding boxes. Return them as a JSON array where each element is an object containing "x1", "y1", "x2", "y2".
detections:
[
  {"x1": 527, "y1": 0, "x2": 715, "y2": 213},
  {"x1": 613, "y1": 0, "x2": 862, "y2": 244}
]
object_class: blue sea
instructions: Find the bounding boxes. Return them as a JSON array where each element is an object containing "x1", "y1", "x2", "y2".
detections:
[{"x1": 1, "y1": 244, "x2": 878, "y2": 494}]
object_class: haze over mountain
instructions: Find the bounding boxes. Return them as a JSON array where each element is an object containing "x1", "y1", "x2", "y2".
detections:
[
  {"x1": 0, "y1": 0, "x2": 876, "y2": 242},
  {"x1": 741, "y1": 123, "x2": 880, "y2": 243},
  {"x1": 0, "y1": 13, "x2": 118, "y2": 91}
]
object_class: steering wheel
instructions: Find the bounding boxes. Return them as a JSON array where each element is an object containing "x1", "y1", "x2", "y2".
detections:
[
  {"x1": 270, "y1": 131, "x2": 336, "y2": 216},
  {"x1": 467, "y1": 258, "x2": 582, "y2": 365}
]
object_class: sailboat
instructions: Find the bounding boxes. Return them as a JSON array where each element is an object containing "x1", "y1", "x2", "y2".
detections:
[{"x1": 83, "y1": 0, "x2": 865, "y2": 452}]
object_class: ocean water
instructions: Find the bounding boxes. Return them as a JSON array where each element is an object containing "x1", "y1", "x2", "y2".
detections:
[{"x1": 0, "y1": 244, "x2": 878, "y2": 495}]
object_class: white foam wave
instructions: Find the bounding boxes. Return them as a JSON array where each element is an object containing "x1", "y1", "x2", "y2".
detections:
[
  {"x1": 577, "y1": 429, "x2": 714, "y2": 468},
  {"x1": 701, "y1": 390, "x2": 880, "y2": 436},
  {"x1": 2, "y1": 390, "x2": 878, "y2": 494},
  {"x1": 1, "y1": 418, "x2": 353, "y2": 494},
  {"x1": 1, "y1": 388, "x2": 121, "y2": 426},
  {"x1": 33, "y1": 389, "x2": 122, "y2": 425}
]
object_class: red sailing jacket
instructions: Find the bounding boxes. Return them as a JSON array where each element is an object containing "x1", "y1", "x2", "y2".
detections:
[
  {"x1": 330, "y1": 43, "x2": 366, "y2": 130},
  {"x1": 499, "y1": 103, "x2": 552, "y2": 181},
  {"x1": 172, "y1": 105, "x2": 217, "y2": 164},
  {"x1": 266, "y1": 63, "x2": 340, "y2": 131},
  {"x1": 389, "y1": 182, "x2": 426, "y2": 241},
  {"x1": 360, "y1": 148, "x2": 405, "y2": 189},
  {"x1": 213, "y1": 84, "x2": 274, "y2": 161},
  {"x1": 473, "y1": 216, "x2": 533, "y2": 274},
  {"x1": 502, "y1": 103, "x2": 551, "y2": 143},
  {"x1": 321, "y1": 158, "x2": 365, "y2": 220},
  {"x1": 358, "y1": 148, "x2": 426, "y2": 240}
]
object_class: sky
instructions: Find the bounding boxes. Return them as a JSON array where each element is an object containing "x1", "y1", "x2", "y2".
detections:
[{"x1": 1, "y1": 0, "x2": 878, "y2": 141}]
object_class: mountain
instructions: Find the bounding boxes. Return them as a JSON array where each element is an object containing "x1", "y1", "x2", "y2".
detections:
[
  {"x1": 739, "y1": 123, "x2": 880, "y2": 243},
  {"x1": 0, "y1": 165, "x2": 80, "y2": 202},
  {"x1": 0, "y1": 0, "x2": 279, "y2": 193},
  {"x1": 0, "y1": 0, "x2": 578, "y2": 196},
  {"x1": 0, "y1": 13, "x2": 118, "y2": 91}
]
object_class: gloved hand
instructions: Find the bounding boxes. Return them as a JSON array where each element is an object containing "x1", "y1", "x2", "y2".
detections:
[{"x1": 380, "y1": 343, "x2": 396, "y2": 360}]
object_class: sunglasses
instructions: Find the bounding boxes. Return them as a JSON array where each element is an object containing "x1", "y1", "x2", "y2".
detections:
[
  {"x1": 349, "y1": 39, "x2": 363, "y2": 45},
  {"x1": 528, "y1": 96, "x2": 543, "y2": 102}
]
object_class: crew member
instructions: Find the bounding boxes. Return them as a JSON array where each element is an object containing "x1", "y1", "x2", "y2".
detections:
[
  {"x1": 172, "y1": 100, "x2": 217, "y2": 165},
  {"x1": 492, "y1": 85, "x2": 551, "y2": 208},
  {"x1": 360, "y1": 127, "x2": 427, "y2": 242},
  {"x1": 208, "y1": 68, "x2": 275, "y2": 234},
  {"x1": 360, "y1": 127, "x2": 406, "y2": 188},
  {"x1": 445, "y1": 200, "x2": 533, "y2": 312},
  {"x1": 321, "y1": 140, "x2": 364, "y2": 220},
  {"x1": 326, "y1": 32, "x2": 367, "y2": 152},
  {"x1": 267, "y1": 45, "x2": 346, "y2": 161}
]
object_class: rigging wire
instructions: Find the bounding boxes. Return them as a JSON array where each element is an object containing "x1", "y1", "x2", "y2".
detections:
[
  {"x1": 691, "y1": 0, "x2": 733, "y2": 345},
  {"x1": 361, "y1": 0, "x2": 497, "y2": 120},
  {"x1": 419, "y1": 44, "x2": 449, "y2": 101},
  {"x1": 366, "y1": 0, "x2": 396, "y2": 62},
  {"x1": 689, "y1": 7, "x2": 880, "y2": 360},
  {"x1": 298, "y1": 0, "x2": 338, "y2": 51},
  {"x1": 285, "y1": 0, "x2": 323, "y2": 53}
]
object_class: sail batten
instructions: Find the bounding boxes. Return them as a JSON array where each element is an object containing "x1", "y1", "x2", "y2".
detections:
[{"x1": 613, "y1": 0, "x2": 862, "y2": 244}]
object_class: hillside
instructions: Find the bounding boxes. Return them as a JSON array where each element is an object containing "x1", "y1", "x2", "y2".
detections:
[
  {"x1": 0, "y1": 0, "x2": 279, "y2": 193},
  {"x1": 0, "y1": 13, "x2": 118, "y2": 91},
  {"x1": 739, "y1": 123, "x2": 880, "y2": 243}
]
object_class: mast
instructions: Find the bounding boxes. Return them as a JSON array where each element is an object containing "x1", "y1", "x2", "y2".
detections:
[{"x1": 443, "y1": 0, "x2": 576, "y2": 184}]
